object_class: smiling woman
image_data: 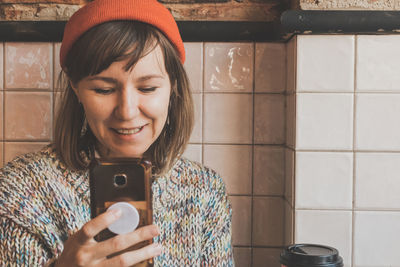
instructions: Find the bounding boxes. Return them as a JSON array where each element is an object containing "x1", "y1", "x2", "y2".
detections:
[
  {"x1": 0, "y1": 0, "x2": 233, "y2": 266},
  {"x1": 56, "y1": 20, "x2": 193, "y2": 175}
]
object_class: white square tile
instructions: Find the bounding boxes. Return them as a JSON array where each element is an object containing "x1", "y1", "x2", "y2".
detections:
[
  {"x1": 204, "y1": 43, "x2": 253, "y2": 92},
  {"x1": 296, "y1": 152, "x2": 353, "y2": 209},
  {"x1": 183, "y1": 42, "x2": 203, "y2": 92},
  {"x1": 254, "y1": 94, "x2": 285, "y2": 144},
  {"x1": 354, "y1": 211, "x2": 400, "y2": 266},
  {"x1": 255, "y1": 43, "x2": 286, "y2": 93},
  {"x1": 233, "y1": 247, "x2": 251, "y2": 267},
  {"x1": 0, "y1": 43, "x2": 3, "y2": 90},
  {"x1": 253, "y1": 197, "x2": 284, "y2": 246},
  {"x1": 355, "y1": 153, "x2": 400, "y2": 209},
  {"x1": 286, "y1": 94, "x2": 296, "y2": 149},
  {"x1": 296, "y1": 93, "x2": 353, "y2": 150},
  {"x1": 252, "y1": 248, "x2": 282, "y2": 267},
  {"x1": 182, "y1": 144, "x2": 202, "y2": 164},
  {"x1": 295, "y1": 210, "x2": 352, "y2": 267},
  {"x1": 297, "y1": 35, "x2": 354, "y2": 92},
  {"x1": 286, "y1": 36, "x2": 296, "y2": 94},
  {"x1": 253, "y1": 145, "x2": 285, "y2": 196},
  {"x1": 203, "y1": 94, "x2": 253, "y2": 144},
  {"x1": 230, "y1": 196, "x2": 252, "y2": 246},
  {"x1": 190, "y1": 93, "x2": 202, "y2": 143},
  {"x1": 284, "y1": 201, "x2": 294, "y2": 245},
  {"x1": 204, "y1": 145, "x2": 252, "y2": 195},
  {"x1": 355, "y1": 94, "x2": 400, "y2": 150},
  {"x1": 357, "y1": 35, "x2": 400, "y2": 92},
  {"x1": 285, "y1": 148, "x2": 295, "y2": 206}
]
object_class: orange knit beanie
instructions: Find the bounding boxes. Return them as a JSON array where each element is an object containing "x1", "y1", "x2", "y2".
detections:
[{"x1": 60, "y1": 0, "x2": 185, "y2": 70}]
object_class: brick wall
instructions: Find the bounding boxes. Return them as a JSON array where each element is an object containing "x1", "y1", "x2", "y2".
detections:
[
  {"x1": 294, "y1": 0, "x2": 400, "y2": 10},
  {"x1": 0, "y1": 0, "x2": 289, "y2": 21}
]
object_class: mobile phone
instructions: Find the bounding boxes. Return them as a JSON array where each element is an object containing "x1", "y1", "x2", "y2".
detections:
[{"x1": 89, "y1": 157, "x2": 153, "y2": 253}]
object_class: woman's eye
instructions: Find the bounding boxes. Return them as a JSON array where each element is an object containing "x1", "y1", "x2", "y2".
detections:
[
  {"x1": 139, "y1": 87, "x2": 157, "y2": 93},
  {"x1": 93, "y1": 88, "x2": 114, "y2": 95}
]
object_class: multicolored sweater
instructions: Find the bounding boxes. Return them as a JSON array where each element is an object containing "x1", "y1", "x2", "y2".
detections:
[{"x1": 0, "y1": 146, "x2": 233, "y2": 266}]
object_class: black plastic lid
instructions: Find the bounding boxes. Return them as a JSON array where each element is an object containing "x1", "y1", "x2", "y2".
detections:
[{"x1": 280, "y1": 244, "x2": 344, "y2": 267}]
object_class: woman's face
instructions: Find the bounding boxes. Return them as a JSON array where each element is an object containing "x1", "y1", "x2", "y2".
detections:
[{"x1": 72, "y1": 45, "x2": 171, "y2": 158}]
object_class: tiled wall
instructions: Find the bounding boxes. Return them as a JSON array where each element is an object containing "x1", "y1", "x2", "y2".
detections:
[
  {"x1": 292, "y1": 35, "x2": 400, "y2": 267},
  {"x1": 0, "y1": 41, "x2": 287, "y2": 266}
]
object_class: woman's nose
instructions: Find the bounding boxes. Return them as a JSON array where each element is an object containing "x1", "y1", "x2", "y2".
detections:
[{"x1": 114, "y1": 89, "x2": 139, "y2": 120}]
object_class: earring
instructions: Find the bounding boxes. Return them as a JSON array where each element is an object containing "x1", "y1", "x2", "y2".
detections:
[{"x1": 81, "y1": 114, "x2": 88, "y2": 137}]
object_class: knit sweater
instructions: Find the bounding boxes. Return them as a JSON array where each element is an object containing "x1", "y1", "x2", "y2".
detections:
[{"x1": 0, "y1": 145, "x2": 233, "y2": 266}]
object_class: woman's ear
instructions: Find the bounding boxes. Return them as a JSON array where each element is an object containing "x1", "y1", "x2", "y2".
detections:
[{"x1": 69, "y1": 80, "x2": 80, "y2": 102}]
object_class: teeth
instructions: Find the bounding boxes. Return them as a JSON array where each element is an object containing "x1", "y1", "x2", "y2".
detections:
[{"x1": 115, "y1": 127, "x2": 142, "y2": 134}]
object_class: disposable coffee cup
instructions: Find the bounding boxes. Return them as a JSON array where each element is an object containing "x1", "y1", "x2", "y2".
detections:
[{"x1": 280, "y1": 244, "x2": 343, "y2": 267}]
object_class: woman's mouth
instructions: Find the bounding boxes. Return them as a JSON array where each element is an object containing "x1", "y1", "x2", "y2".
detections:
[{"x1": 113, "y1": 126, "x2": 144, "y2": 135}]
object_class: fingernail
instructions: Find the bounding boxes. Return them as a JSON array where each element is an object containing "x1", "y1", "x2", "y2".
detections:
[
  {"x1": 109, "y1": 209, "x2": 122, "y2": 218},
  {"x1": 152, "y1": 243, "x2": 163, "y2": 254},
  {"x1": 152, "y1": 225, "x2": 160, "y2": 235}
]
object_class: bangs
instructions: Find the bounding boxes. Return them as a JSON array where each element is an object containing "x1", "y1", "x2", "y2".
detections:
[{"x1": 65, "y1": 21, "x2": 159, "y2": 83}]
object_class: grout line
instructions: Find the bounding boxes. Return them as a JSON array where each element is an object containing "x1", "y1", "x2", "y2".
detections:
[
  {"x1": 0, "y1": 88, "x2": 53, "y2": 92},
  {"x1": 283, "y1": 40, "x2": 289, "y2": 246},
  {"x1": 250, "y1": 41, "x2": 256, "y2": 267},
  {"x1": 290, "y1": 36, "x2": 298, "y2": 245},
  {"x1": 351, "y1": 34, "x2": 358, "y2": 267},
  {"x1": 2, "y1": 42, "x2": 5, "y2": 166},
  {"x1": 296, "y1": 90, "x2": 400, "y2": 94},
  {"x1": 296, "y1": 207, "x2": 400, "y2": 212},
  {"x1": 201, "y1": 42, "x2": 205, "y2": 165}
]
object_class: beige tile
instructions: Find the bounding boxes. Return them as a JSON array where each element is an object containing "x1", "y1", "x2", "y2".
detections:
[
  {"x1": 204, "y1": 144, "x2": 252, "y2": 195},
  {"x1": 0, "y1": 92, "x2": 3, "y2": 140},
  {"x1": 255, "y1": 43, "x2": 286, "y2": 93},
  {"x1": 230, "y1": 196, "x2": 251, "y2": 246},
  {"x1": 5, "y1": 92, "x2": 52, "y2": 140},
  {"x1": 253, "y1": 248, "x2": 282, "y2": 267},
  {"x1": 286, "y1": 36, "x2": 296, "y2": 93},
  {"x1": 204, "y1": 43, "x2": 253, "y2": 92},
  {"x1": 295, "y1": 210, "x2": 352, "y2": 267},
  {"x1": 354, "y1": 211, "x2": 400, "y2": 266},
  {"x1": 183, "y1": 42, "x2": 203, "y2": 93},
  {"x1": 285, "y1": 148, "x2": 295, "y2": 206},
  {"x1": 253, "y1": 145, "x2": 285, "y2": 196},
  {"x1": 4, "y1": 142, "x2": 48, "y2": 163},
  {"x1": 0, "y1": 142, "x2": 3, "y2": 168},
  {"x1": 54, "y1": 42, "x2": 62, "y2": 91},
  {"x1": 284, "y1": 201, "x2": 294, "y2": 246},
  {"x1": 204, "y1": 94, "x2": 252, "y2": 144},
  {"x1": 182, "y1": 144, "x2": 202, "y2": 164},
  {"x1": 253, "y1": 197, "x2": 284, "y2": 246},
  {"x1": 254, "y1": 94, "x2": 285, "y2": 144},
  {"x1": 190, "y1": 93, "x2": 202, "y2": 143},
  {"x1": 233, "y1": 247, "x2": 251, "y2": 267},
  {"x1": 286, "y1": 94, "x2": 296, "y2": 149},
  {"x1": 5, "y1": 43, "x2": 52, "y2": 90},
  {"x1": 0, "y1": 43, "x2": 3, "y2": 90}
]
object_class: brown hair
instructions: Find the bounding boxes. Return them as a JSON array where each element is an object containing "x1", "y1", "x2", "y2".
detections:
[{"x1": 54, "y1": 21, "x2": 194, "y2": 175}]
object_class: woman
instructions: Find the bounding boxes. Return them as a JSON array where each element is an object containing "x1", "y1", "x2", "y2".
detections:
[{"x1": 0, "y1": 0, "x2": 233, "y2": 266}]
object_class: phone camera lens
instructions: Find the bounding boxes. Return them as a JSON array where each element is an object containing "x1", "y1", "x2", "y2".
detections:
[{"x1": 114, "y1": 174, "x2": 127, "y2": 187}]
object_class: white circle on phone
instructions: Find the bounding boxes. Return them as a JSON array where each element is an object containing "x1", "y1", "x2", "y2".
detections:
[{"x1": 107, "y1": 202, "x2": 140, "y2": 235}]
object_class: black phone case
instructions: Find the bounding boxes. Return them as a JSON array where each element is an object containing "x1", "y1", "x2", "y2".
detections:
[{"x1": 89, "y1": 157, "x2": 153, "y2": 263}]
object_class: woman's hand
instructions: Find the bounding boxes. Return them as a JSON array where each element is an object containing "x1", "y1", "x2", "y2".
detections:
[{"x1": 54, "y1": 209, "x2": 162, "y2": 267}]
